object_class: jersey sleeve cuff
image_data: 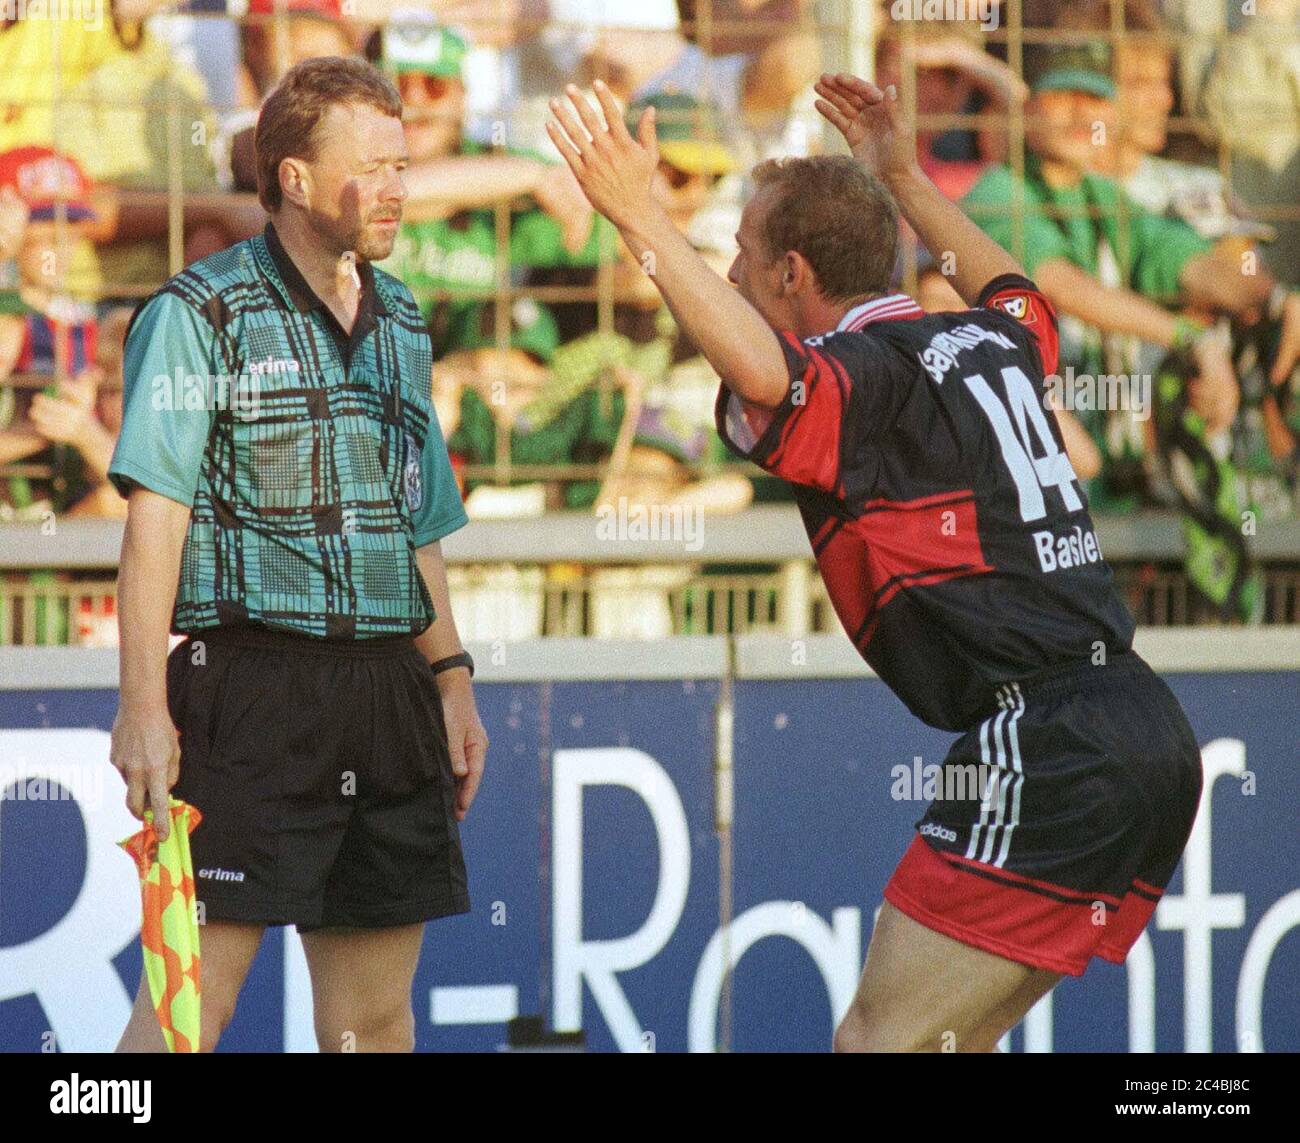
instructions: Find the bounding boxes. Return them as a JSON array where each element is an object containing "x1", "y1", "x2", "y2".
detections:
[
  {"x1": 713, "y1": 332, "x2": 809, "y2": 467},
  {"x1": 107, "y1": 463, "x2": 196, "y2": 508},
  {"x1": 414, "y1": 507, "x2": 470, "y2": 547},
  {"x1": 976, "y1": 272, "x2": 1039, "y2": 308}
]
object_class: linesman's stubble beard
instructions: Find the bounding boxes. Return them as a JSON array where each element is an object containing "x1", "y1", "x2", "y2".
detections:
[
  {"x1": 353, "y1": 221, "x2": 399, "y2": 263},
  {"x1": 313, "y1": 210, "x2": 399, "y2": 264}
]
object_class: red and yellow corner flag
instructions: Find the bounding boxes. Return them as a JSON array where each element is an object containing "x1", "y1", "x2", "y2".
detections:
[{"x1": 119, "y1": 798, "x2": 203, "y2": 1053}]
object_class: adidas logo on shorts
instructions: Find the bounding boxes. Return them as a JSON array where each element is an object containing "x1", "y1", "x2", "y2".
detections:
[{"x1": 919, "y1": 822, "x2": 958, "y2": 843}]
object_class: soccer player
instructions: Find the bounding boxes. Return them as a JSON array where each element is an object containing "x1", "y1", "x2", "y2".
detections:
[
  {"x1": 109, "y1": 57, "x2": 486, "y2": 1052},
  {"x1": 546, "y1": 75, "x2": 1203, "y2": 1052}
]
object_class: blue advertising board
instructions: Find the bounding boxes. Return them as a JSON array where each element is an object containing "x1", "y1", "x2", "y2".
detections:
[
  {"x1": 0, "y1": 636, "x2": 1295, "y2": 1052},
  {"x1": 728, "y1": 672, "x2": 1299, "y2": 1053}
]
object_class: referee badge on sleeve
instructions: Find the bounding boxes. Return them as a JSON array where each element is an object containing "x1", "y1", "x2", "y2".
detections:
[{"x1": 403, "y1": 432, "x2": 424, "y2": 512}]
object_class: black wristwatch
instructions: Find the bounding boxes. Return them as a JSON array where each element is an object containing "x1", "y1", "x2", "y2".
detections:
[{"x1": 430, "y1": 651, "x2": 474, "y2": 679}]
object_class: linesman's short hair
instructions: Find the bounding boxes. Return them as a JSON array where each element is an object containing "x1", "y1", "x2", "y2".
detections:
[{"x1": 255, "y1": 56, "x2": 403, "y2": 213}]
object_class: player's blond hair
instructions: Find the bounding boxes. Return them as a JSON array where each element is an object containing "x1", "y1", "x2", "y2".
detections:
[{"x1": 750, "y1": 155, "x2": 899, "y2": 304}]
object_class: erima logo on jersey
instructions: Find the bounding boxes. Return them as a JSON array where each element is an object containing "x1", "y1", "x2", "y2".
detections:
[
  {"x1": 919, "y1": 822, "x2": 958, "y2": 843},
  {"x1": 246, "y1": 355, "x2": 301, "y2": 375},
  {"x1": 198, "y1": 867, "x2": 246, "y2": 882},
  {"x1": 919, "y1": 324, "x2": 1018, "y2": 384}
]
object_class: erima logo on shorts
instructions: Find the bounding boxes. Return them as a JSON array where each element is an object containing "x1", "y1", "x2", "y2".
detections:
[
  {"x1": 920, "y1": 823, "x2": 958, "y2": 843},
  {"x1": 198, "y1": 867, "x2": 246, "y2": 882}
]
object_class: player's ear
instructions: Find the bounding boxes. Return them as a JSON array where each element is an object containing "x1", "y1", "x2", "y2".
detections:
[
  {"x1": 279, "y1": 157, "x2": 311, "y2": 210},
  {"x1": 782, "y1": 251, "x2": 811, "y2": 297}
]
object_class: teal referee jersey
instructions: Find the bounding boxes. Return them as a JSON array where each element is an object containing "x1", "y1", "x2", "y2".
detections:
[{"x1": 109, "y1": 224, "x2": 468, "y2": 639}]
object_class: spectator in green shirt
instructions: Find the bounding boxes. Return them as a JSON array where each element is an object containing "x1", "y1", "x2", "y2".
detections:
[
  {"x1": 963, "y1": 42, "x2": 1300, "y2": 617},
  {"x1": 961, "y1": 44, "x2": 1299, "y2": 434},
  {"x1": 370, "y1": 14, "x2": 605, "y2": 358},
  {"x1": 433, "y1": 296, "x2": 627, "y2": 511},
  {"x1": 1049, "y1": 0, "x2": 1300, "y2": 531},
  {"x1": 956, "y1": 45, "x2": 1300, "y2": 509}
]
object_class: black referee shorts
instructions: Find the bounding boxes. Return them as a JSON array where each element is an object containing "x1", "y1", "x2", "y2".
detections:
[
  {"x1": 885, "y1": 650, "x2": 1202, "y2": 976},
  {"x1": 167, "y1": 625, "x2": 470, "y2": 932}
]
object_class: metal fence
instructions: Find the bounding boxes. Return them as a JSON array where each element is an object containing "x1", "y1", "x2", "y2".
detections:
[
  {"x1": 1, "y1": 6, "x2": 1296, "y2": 644},
  {"x1": 1, "y1": 2, "x2": 1295, "y2": 482}
]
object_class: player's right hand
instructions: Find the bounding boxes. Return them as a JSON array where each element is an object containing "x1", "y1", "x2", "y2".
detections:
[
  {"x1": 813, "y1": 73, "x2": 918, "y2": 185},
  {"x1": 110, "y1": 704, "x2": 181, "y2": 841}
]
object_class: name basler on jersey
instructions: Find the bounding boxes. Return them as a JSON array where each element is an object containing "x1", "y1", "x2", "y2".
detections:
[{"x1": 1033, "y1": 523, "x2": 1104, "y2": 574}]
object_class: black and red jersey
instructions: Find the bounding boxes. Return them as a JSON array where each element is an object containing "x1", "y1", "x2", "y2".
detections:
[{"x1": 715, "y1": 273, "x2": 1135, "y2": 731}]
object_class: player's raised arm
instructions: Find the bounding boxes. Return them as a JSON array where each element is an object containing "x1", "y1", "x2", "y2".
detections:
[
  {"x1": 814, "y1": 73, "x2": 1023, "y2": 306},
  {"x1": 546, "y1": 82, "x2": 791, "y2": 409}
]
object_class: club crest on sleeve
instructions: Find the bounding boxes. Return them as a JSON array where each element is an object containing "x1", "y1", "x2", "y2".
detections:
[{"x1": 992, "y1": 293, "x2": 1036, "y2": 324}]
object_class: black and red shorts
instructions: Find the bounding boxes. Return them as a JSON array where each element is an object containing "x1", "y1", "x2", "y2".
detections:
[
  {"x1": 883, "y1": 650, "x2": 1202, "y2": 976},
  {"x1": 167, "y1": 624, "x2": 470, "y2": 932}
]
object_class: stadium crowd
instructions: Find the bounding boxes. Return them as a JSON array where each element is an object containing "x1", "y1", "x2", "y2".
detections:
[{"x1": 0, "y1": 0, "x2": 1297, "y2": 637}]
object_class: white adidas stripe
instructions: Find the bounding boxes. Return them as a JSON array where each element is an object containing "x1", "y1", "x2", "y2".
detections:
[
  {"x1": 966, "y1": 704, "x2": 1006, "y2": 860},
  {"x1": 965, "y1": 686, "x2": 1027, "y2": 866},
  {"x1": 991, "y1": 686, "x2": 1026, "y2": 868},
  {"x1": 979, "y1": 691, "x2": 1014, "y2": 863}
]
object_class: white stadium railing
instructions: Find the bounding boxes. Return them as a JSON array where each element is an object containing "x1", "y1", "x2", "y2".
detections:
[{"x1": 1, "y1": 512, "x2": 1298, "y2": 646}]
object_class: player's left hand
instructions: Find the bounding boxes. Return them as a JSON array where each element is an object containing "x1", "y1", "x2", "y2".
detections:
[
  {"x1": 813, "y1": 72, "x2": 918, "y2": 185},
  {"x1": 546, "y1": 81, "x2": 659, "y2": 231},
  {"x1": 437, "y1": 669, "x2": 488, "y2": 822}
]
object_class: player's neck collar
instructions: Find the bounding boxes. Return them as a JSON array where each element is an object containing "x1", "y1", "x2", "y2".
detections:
[{"x1": 835, "y1": 293, "x2": 923, "y2": 333}]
